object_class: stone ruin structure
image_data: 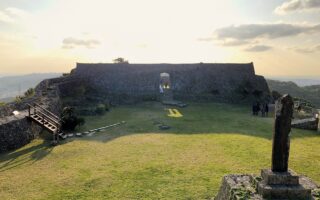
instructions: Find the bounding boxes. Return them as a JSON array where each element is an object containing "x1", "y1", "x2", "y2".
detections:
[
  {"x1": 0, "y1": 62, "x2": 270, "y2": 152},
  {"x1": 68, "y1": 62, "x2": 270, "y2": 103}
]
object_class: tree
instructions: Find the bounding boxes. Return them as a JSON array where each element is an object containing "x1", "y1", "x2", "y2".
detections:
[
  {"x1": 113, "y1": 57, "x2": 129, "y2": 64},
  {"x1": 61, "y1": 106, "x2": 85, "y2": 131}
]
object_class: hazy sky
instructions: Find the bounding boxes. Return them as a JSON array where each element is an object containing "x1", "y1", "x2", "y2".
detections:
[{"x1": 0, "y1": 0, "x2": 319, "y2": 76}]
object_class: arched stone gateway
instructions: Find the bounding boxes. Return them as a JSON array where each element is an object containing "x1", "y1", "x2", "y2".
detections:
[
  {"x1": 159, "y1": 72, "x2": 173, "y2": 102},
  {"x1": 160, "y1": 72, "x2": 170, "y2": 90}
]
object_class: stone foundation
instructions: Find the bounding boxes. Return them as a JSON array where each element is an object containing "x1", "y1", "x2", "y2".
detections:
[
  {"x1": 257, "y1": 169, "x2": 312, "y2": 199},
  {"x1": 215, "y1": 172, "x2": 319, "y2": 200}
]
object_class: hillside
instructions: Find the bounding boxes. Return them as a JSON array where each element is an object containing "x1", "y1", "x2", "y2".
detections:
[
  {"x1": 0, "y1": 73, "x2": 61, "y2": 102},
  {"x1": 266, "y1": 77, "x2": 320, "y2": 87},
  {"x1": 267, "y1": 79, "x2": 320, "y2": 107}
]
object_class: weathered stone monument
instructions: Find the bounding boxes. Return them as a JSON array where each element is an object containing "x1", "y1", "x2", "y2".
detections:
[
  {"x1": 215, "y1": 94, "x2": 319, "y2": 200},
  {"x1": 257, "y1": 94, "x2": 312, "y2": 199}
]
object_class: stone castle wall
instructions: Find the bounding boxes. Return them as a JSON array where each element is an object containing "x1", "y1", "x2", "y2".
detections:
[
  {"x1": 68, "y1": 62, "x2": 270, "y2": 104},
  {"x1": 0, "y1": 78, "x2": 63, "y2": 153},
  {"x1": 0, "y1": 119, "x2": 42, "y2": 152}
]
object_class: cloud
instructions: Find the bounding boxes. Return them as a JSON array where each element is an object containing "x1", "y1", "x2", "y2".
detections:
[
  {"x1": 214, "y1": 23, "x2": 320, "y2": 41},
  {"x1": 275, "y1": 0, "x2": 320, "y2": 14},
  {"x1": 62, "y1": 37, "x2": 100, "y2": 49},
  {"x1": 5, "y1": 7, "x2": 29, "y2": 18},
  {"x1": 0, "y1": 7, "x2": 29, "y2": 24},
  {"x1": 245, "y1": 45, "x2": 273, "y2": 52},
  {"x1": 290, "y1": 45, "x2": 320, "y2": 53},
  {"x1": 198, "y1": 37, "x2": 250, "y2": 46},
  {"x1": 0, "y1": 11, "x2": 15, "y2": 23}
]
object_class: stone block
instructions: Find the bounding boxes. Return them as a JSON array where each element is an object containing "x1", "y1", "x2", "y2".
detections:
[
  {"x1": 257, "y1": 181, "x2": 311, "y2": 199},
  {"x1": 261, "y1": 169, "x2": 299, "y2": 185},
  {"x1": 257, "y1": 169, "x2": 313, "y2": 200}
]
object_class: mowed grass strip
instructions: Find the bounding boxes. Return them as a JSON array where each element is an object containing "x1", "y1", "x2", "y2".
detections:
[{"x1": 0, "y1": 102, "x2": 319, "y2": 200}]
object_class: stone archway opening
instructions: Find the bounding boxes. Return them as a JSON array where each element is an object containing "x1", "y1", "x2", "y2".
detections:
[
  {"x1": 159, "y1": 72, "x2": 170, "y2": 93},
  {"x1": 159, "y1": 72, "x2": 173, "y2": 102}
]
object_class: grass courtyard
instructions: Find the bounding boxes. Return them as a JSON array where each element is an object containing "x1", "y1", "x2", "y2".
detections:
[{"x1": 0, "y1": 102, "x2": 319, "y2": 199}]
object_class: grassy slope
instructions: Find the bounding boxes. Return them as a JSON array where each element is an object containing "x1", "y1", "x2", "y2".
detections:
[{"x1": 0, "y1": 102, "x2": 319, "y2": 200}]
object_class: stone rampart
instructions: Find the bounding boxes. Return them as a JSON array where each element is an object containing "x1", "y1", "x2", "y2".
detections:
[{"x1": 68, "y1": 62, "x2": 270, "y2": 104}]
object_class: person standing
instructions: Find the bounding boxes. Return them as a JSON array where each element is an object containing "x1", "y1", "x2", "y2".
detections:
[{"x1": 265, "y1": 103, "x2": 269, "y2": 117}]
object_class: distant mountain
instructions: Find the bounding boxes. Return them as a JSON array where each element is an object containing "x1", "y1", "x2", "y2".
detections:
[
  {"x1": 267, "y1": 79, "x2": 320, "y2": 107},
  {"x1": 266, "y1": 77, "x2": 320, "y2": 87},
  {"x1": 0, "y1": 73, "x2": 61, "y2": 102}
]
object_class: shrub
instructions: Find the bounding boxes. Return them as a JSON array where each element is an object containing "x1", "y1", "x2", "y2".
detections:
[
  {"x1": 61, "y1": 106, "x2": 85, "y2": 131},
  {"x1": 24, "y1": 88, "x2": 35, "y2": 97},
  {"x1": 15, "y1": 96, "x2": 22, "y2": 103},
  {"x1": 95, "y1": 104, "x2": 106, "y2": 115}
]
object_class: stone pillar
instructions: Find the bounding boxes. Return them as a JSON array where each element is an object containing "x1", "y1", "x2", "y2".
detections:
[
  {"x1": 257, "y1": 94, "x2": 312, "y2": 199},
  {"x1": 271, "y1": 95, "x2": 293, "y2": 172}
]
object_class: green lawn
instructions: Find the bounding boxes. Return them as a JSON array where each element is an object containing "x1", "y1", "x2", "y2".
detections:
[{"x1": 0, "y1": 102, "x2": 319, "y2": 200}]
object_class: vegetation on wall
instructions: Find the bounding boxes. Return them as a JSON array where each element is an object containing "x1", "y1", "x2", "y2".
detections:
[
  {"x1": 113, "y1": 57, "x2": 129, "y2": 64},
  {"x1": 24, "y1": 88, "x2": 35, "y2": 97},
  {"x1": 13, "y1": 87, "x2": 35, "y2": 104}
]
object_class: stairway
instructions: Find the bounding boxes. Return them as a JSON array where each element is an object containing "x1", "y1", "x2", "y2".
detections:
[
  {"x1": 27, "y1": 103, "x2": 62, "y2": 143},
  {"x1": 29, "y1": 113, "x2": 59, "y2": 133}
]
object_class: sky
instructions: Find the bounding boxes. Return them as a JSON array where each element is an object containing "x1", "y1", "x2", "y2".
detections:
[{"x1": 0, "y1": 0, "x2": 319, "y2": 76}]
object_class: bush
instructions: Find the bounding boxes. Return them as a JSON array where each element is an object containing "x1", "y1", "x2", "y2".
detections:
[
  {"x1": 0, "y1": 102, "x2": 5, "y2": 107},
  {"x1": 15, "y1": 96, "x2": 22, "y2": 103},
  {"x1": 61, "y1": 106, "x2": 85, "y2": 131},
  {"x1": 24, "y1": 88, "x2": 35, "y2": 97},
  {"x1": 95, "y1": 104, "x2": 106, "y2": 115}
]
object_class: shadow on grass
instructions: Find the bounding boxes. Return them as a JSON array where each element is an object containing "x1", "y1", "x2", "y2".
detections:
[{"x1": 0, "y1": 133, "x2": 53, "y2": 172}]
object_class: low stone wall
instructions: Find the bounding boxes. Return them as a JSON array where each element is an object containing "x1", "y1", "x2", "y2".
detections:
[
  {"x1": 291, "y1": 117, "x2": 319, "y2": 131},
  {"x1": 0, "y1": 97, "x2": 39, "y2": 118},
  {"x1": 0, "y1": 118, "x2": 42, "y2": 153}
]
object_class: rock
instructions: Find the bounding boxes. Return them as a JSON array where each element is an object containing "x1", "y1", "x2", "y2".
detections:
[
  {"x1": 75, "y1": 133, "x2": 82, "y2": 137},
  {"x1": 87, "y1": 132, "x2": 95, "y2": 137},
  {"x1": 159, "y1": 125, "x2": 171, "y2": 130},
  {"x1": 60, "y1": 134, "x2": 68, "y2": 140}
]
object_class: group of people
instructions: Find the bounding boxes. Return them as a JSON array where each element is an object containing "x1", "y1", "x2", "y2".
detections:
[{"x1": 252, "y1": 102, "x2": 269, "y2": 117}]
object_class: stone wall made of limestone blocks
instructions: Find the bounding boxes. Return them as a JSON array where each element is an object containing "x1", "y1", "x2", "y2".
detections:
[
  {"x1": 66, "y1": 63, "x2": 270, "y2": 103},
  {"x1": 0, "y1": 118, "x2": 42, "y2": 153}
]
